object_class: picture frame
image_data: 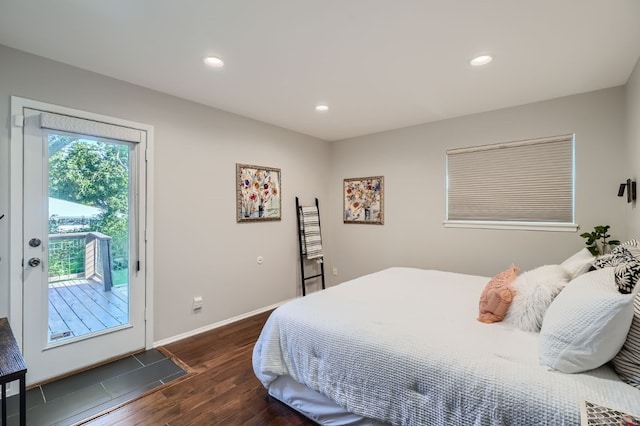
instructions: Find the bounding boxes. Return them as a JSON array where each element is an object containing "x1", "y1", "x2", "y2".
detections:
[
  {"x1": 236, "y1": 163, "x2": 281, "y2": 222},
  {"x1": 343, "y1": 176, "x2": 384, "y2": 224}
]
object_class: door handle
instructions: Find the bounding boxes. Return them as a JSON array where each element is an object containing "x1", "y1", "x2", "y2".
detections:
[
  {"x1": 28, "y1": 257, "x2": 41, "y2": 267},
  {"x1": 29, "y1": 238, "x2": 42, "y2": 247}
]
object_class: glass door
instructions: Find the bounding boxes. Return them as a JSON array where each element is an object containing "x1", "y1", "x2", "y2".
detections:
[
  {"x1": 46, "y1": 135, "x2": 131, "y2": 343},
  {"x1": 21, "y1": 107, "x2": 147, "y2": 385}
]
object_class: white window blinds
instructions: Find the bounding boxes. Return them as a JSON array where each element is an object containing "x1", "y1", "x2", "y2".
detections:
[
  {"x1": 40, "y1": 112, "x2": 143, "y2": 143},
  {"x1": 446, "y1": 134, "x2": 574, "y2": 225}
]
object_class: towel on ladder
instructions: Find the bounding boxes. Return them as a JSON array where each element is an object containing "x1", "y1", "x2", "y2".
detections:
[
  {"x1": 300, "y1": 206, "x2": 323, "y2": 260},
  {"x1": 299, "y1": 209, "x2": 307, "y2": 256}
]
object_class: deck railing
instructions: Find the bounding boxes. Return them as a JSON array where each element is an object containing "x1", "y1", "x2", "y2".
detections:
[{"x1": 48, "y1": 231, "x2": 113, "y2": 291}]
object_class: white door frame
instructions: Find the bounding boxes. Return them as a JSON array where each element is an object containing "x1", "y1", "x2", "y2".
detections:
[{"x1": 9, "y1": 96, "x2": 154, "y2": 377}]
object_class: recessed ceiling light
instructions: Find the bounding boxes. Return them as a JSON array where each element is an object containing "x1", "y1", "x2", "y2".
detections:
[
  {"x1": 315, "y1": 105, "x2": 329, "y2": 112},
  {"x1": 203, "y1": 56, "x2": 224, "y2": 67},
  {"x1": 470, "y1": 55, "x2": 493, "y2": 66}
]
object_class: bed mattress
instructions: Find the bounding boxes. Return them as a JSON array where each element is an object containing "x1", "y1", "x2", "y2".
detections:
[{"x1": 253, "y1": 267, "x2": 640, "y2": 425}]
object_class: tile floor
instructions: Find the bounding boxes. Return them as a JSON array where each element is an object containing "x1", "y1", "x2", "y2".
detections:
[{"x1": 5, "y1": 349, "x2": 186, "y2": 426}]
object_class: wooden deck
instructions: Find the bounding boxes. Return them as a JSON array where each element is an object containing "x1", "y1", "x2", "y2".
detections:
[{"x1": 48, "y1": 279, "x2": 129, "y2": 342}]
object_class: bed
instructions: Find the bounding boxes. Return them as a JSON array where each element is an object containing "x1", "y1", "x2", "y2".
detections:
[{"x1": 252, "y1": 267, "x2": 640, "y2": 425}]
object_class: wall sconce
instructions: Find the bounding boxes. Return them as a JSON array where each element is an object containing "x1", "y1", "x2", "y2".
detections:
[{"x1": 617, "y1": 179, "x2": 637, "y2": 203}]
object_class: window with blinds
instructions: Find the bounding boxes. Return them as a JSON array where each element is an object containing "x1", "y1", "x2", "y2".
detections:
[{"x1": 445, "y1": 134, "x2": 576, "y2": 231}]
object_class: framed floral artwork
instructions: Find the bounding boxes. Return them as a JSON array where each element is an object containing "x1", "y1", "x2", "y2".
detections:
[
  {"x1": 343, "y1": 176, "x2": 384, "y2": 224},
  {"x1": 236, "y1": 163, "x2": 281, "y2": 222}
]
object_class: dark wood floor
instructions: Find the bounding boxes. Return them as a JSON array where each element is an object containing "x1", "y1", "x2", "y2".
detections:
[{"x1": 84, "y1": 310, "x2": 316, "y2": 425}]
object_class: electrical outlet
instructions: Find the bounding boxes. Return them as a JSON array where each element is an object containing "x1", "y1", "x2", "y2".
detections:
[
  {"x1": 192, "y1": 296, "x2": 203, "y2": 311},
  {"x1": 332, "y1": 267, "x2": 338, "y2": 276}
]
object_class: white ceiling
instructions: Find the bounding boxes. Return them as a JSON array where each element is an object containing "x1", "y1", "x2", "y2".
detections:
[{"x1": 1, "y1": 1, "x2": 639, "y2": 141}]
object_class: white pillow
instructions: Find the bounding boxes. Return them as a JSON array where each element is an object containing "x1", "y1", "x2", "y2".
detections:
[
  {"x1": 561, "y1": 248, "x2": 594, "y2": 279},
  {"x1": 538, "y1": 268, "x2": 637, "y2": 373},
  {"x1": 503, "y1": 265, "x2": 571, "y2": 332}
]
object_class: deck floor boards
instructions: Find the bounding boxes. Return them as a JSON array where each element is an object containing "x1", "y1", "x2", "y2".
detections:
[
  {"x1": 48, "y1": 286, "x2": 92, "y2": 337},
  {"x1": 79, "y1": 284, "x2": 128, "y2": 323},
  {"x1": 86, "y1": 280, "x2": 129, "y2": 313},
  {"x1": 52, "y1": 284, "x2": 110, "y2": 332},
  {"x1": 47, "y1": 279, "x2": 129, "y2": 341},
  {"x1": 48, "y1": 299, "x2": 72, "y2": 335},
  {"x1": 64, "y1": 284, "x2": 122, "y2": 328}
]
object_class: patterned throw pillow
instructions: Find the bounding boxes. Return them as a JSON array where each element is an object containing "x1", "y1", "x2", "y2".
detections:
[
  {"x1": 612, "y1": 294, "x2": 640, "y2": 390},
  {"x1": 615, "y1": 258, "x2": 640, "y2": 294},
  {"x1": 603, "y1": 239, "x2": 640, "y2": 386},
  {"x1": 620, "y1": 239, "x2": 639, "y2": 247},
  {"x1": 593, "y1": 245, "x2": 636, "y2": 269},
  {"x1": 592, "y1": 244, "x2": 640, "y2": 294},
  {"x1": 477, "y1": 266, "x2": 519, "y2": 324}
]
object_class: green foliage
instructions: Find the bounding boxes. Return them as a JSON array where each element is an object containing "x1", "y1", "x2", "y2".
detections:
[
  {"x1": 580, "y1": 225, "x2": 620, "y2": 256},
  {"x1": 49, "y1": 139, "x2": 129, "y2": 214},
  {"x1": 49, "y1": 137, "x2": 130, "y2": 267},
  {"x1": 48, "y1": 238, "x2": 85, "y2": 280}
]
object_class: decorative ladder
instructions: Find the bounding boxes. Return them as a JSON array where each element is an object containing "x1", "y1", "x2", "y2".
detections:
[{"x1": 296, "y1": 197, "x2": 326, "y2": 296}]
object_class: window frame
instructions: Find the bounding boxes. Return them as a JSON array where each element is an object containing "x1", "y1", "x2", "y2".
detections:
[{"x1": 444, "y1": 134, "x2": 578, "y2": 232}]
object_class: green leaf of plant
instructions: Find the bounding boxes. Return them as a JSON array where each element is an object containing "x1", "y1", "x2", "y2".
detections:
[{"x1": 579, "y1": 225, "x2": 618, "y2": 258}]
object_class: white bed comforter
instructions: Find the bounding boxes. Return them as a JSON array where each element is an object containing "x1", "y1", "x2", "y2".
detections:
[{"x1": 253, "y1": 267, "x2": 640, "y2": 425}]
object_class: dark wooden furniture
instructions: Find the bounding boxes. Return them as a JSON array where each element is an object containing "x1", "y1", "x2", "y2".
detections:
[{"x1": 0, "y1": 317, "x2": 27, "y2": 426}]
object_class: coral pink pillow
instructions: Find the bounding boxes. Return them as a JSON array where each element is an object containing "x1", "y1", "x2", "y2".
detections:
[{"x1": 478, "y1": 266, "x2": 519, "y2": 323}]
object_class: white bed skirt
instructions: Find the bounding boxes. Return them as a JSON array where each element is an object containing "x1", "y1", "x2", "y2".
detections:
[{"x1": 268, "y1": 375, "x2": 387, "y2": 425}]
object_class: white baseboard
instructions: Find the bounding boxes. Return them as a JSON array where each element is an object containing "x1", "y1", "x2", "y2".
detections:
[{"x1": 153, "y1": 298, "x2": 296, "y2": 347}]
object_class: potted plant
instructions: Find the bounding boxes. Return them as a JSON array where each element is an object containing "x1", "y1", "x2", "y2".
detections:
[{"x1": 580, "y1": 225, "x2": 620, "y2": 256}]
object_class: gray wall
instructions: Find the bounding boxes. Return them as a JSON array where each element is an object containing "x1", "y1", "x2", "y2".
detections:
[
  {"x1": 327, "y1": 87, "x2": 629, "y2": 282},
  {"x1": 0, "y1": 43, "x2": 636, "y2": 343},
  {"x1": 626, "y1": 57, "x2": 640, "y2": 237},
  {"x1": 0, "y1": 45, "x2": 331, "y2": 338}
]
